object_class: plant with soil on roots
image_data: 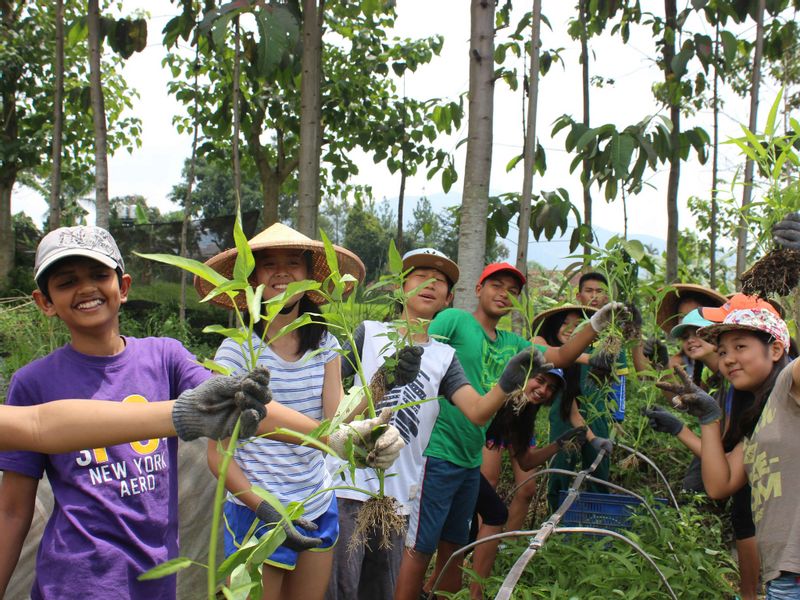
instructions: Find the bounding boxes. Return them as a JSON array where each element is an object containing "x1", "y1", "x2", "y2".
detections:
[{"x1": 730, "y1": 89, "x2": 800, "y2": 298}]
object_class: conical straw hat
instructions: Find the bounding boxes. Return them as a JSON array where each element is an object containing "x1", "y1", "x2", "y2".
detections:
[
  {"x1": 655, "y1": 283, "x2": 726, "y2": 334},
  {"x1": 530, "y1": 304, "x2": 597, "y2": 337},
  {"x1": 194, "y1": 222, "x2": 365, "y2": 309}
]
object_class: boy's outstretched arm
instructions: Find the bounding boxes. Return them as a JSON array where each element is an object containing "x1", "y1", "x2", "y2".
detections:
[{"x1": 0, "y1": 472, "x2": 38, "y2": 597}]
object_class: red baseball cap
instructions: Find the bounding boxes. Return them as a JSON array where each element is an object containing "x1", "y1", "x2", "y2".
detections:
[
  {"x1": 478, "y1": 262, "x2": 526, "y2": 287},
  {"x1": 700, "y1": 293, "x2": 779, "y2": 323}
]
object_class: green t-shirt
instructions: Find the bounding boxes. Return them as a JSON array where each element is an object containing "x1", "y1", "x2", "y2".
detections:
[{"x1": 423, "y1": 308, "x2": 540, "y2": 468}]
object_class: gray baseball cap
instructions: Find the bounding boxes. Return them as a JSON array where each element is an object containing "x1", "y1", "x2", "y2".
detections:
[{"x1": 34, "y1": 226, "x2": 125, "y2": 288}]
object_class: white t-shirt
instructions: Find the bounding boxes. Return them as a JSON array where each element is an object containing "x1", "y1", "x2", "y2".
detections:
[
  {"x1": 216, "y1": 331, "x2": 339, "y2": 520},
  {"x1": 330, "y1": 321, "x2": 456, "y2": 514}
]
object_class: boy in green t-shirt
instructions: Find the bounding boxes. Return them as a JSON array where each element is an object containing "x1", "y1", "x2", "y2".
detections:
[{"x1": 409, "y1": 263, "x2": 623, "y2": 598}]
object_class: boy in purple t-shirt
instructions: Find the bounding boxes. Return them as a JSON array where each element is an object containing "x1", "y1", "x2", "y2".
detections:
[{"x1": 0, "y1": 226, "x2": 262, "y2": 600}]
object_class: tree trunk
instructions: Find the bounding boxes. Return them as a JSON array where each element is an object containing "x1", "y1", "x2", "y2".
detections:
[
  {"x1": 515, "y1": 0, "x2": 541, "y2": 286},
  {"x1": 232, "y1": 18, "x2": 243, "y2": 210},
  {"x1": 397, "y1": 164, "x2": 406, "y2": 253},
  {"x1": 0, "y1": 1, "x2": 20, "y2": 287},
  {"x1": 709, "y1": 21, "x2": 720, "y2": 288},
  {"x1": 454, "y1": 0, "x2": 495, "y2": 310},
  {"x1": 48, "y1": 0, "x2": 64, "y2": 232},
  {"x1": 735, "y1": 0, "x2": 765, "y2": 281},
  {"x1": 663, "y1": 0, "x2": 680, "y2": 283},
  {"x1": 88, "y1": 0, "x2": 109, "y2": 229},
  {"x1": 579, "y1": 0, "x2": 593, "y2": 260},
  {"x1": 180, "y1": 44, "x2": 201, "y2": 325},
  {"x1": 297, "y1": 0, "x2": 324, "y2": 238}
]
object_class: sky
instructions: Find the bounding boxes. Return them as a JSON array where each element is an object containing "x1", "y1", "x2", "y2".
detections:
[{"x1": 11, "y1": 1, "x2": 783, "y2": 263}]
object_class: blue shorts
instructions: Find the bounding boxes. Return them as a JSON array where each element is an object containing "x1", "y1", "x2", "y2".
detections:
[
  {"x1": 766, "y1": 573, "x2": 800, "y2": 600},
  {"x1": 406, "y1": 457, "x2": 480, "y2": 554},
  {"x1": 223, "y1": 495, "x2": 339, "y2": 570}
]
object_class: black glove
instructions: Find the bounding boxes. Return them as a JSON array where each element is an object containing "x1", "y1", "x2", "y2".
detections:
[
  {"x1": 773, "y1": 211, "x2": 800, "y2": 250},
  {"x1": 555, "y1": 426, "x2": 588, "y2": 449},
  {"x1": 498, "y1": 348, "x2": 553, "y2": 393},
  {"x1": 655, "y1": 365, "x2": 721, "y2": 425},
  {"x1": 255, "y1": 501, "x2": 322, "y2": 552},
  {"x1": 588, "y1": 349, "x2": 616, "y2": 379},
  {"x1": 172, "y1": 367, "x2": 271, "y2": 441},
  {"x1": 589, "y1": 436, "x2": 613, "y2": 455},
  {"x1": 643, "y1": 406, "x2": 684, "y2": 436},
  {"x1": 390, "y1": 346, "x2": 424, "y2": 388},
  {"x1": 643, "y1": 337, "x2": 670, "y2": 370}
]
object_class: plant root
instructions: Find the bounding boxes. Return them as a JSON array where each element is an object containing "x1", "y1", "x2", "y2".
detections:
[
  {"x1": 560, "y1": 438, "x2": 583, "y2": 455},
  {"x1": 740, "y1": 248, "x2": 800, "y2": 298},
  {"x1": 508, "y1": 388, "x2": 528, "y2": 415},
  {"x1": 619, "y1": 453, "x2": 640, "y2": 471},
  {"x1": 369, "y1": 369, "x2": 388, "y2": 407},
  {"x1": 348, "y1": 496, "x2": 406, "y2": 552}
]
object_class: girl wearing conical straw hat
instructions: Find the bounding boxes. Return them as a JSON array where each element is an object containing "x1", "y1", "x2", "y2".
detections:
[{"x1": 200, "y1": 223, "x2": 400, "y2": 600}]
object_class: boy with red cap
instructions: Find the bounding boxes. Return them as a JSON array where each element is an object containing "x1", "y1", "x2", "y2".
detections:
[{"x1": 399, "y1": 263, "x2": 625, "y2": 599}]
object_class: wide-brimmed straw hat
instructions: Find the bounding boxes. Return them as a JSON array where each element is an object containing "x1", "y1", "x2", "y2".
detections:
[
  {"x1": 697, "y1": 308, "x2": 790, "y2": 353},
  {"x1": 194, "y1": 222, "x2": 366, "y2": 309},
  {"x1": 531, "y1": 304, "x2": 597, "y2": 336},
  {"x1": 655, "y1": 283, "x2": 727, "y2": 334}
]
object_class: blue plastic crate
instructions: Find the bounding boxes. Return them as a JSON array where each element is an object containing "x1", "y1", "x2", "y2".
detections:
[{"x1": 556, "y1": 491, "x2": 665, "y2": 533}]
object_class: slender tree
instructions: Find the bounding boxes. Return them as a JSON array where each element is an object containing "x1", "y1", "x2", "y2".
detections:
[
  {"x1": 48, "y1": 0, "x2": 64, "y2": 232},
  {"x1": 87, "y1": 0, "x2": 110, "y2": 229},
  {"x1": 578, "y1": 0, "x2": 593, "y2": 259},
  {"x1": 662, "y1": 0, "x2": 681, "y2": 283},
  {"x1": 735, "y1": 0, "x2": 766, "y2": 280},
  {"x1": 709, "y1": 20, "x2": 720, "y2": 288},
  {"x1": 455, "y1": 0, "x2": 495, "y2": 310},
  {"x1": 297, "y1": 0, "x2": 324, "y2": 236}
]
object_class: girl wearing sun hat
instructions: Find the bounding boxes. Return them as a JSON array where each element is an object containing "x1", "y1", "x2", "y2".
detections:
[
  {"x1": 660, "y1": 307, "x2": 798, "y2": 599},
  {"x1": 201, "y1": 223, "x2": 370, "y2": 599}
]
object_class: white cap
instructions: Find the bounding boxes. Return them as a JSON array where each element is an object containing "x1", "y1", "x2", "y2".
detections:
[{"x1": 34, "y1": 226, "x2": 124, "y2": 289}]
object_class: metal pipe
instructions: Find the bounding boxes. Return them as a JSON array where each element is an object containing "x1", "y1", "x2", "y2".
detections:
[{"x1": 615, "y1": 442, "x2": 679, "y2": 509}]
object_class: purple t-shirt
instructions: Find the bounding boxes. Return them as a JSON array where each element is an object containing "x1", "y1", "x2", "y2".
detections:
[{"x1": 0, "y1": 337, "x2": 210, "y2": 600}]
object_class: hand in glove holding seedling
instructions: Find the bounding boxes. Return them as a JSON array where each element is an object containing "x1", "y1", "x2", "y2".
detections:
[
  {"x1": 329, "y1": 408, "x2": 405, "y2": 469},
  {"x1": 255, "y1": 501, "x2": 322, "y2": 552},
  {"x1": 589, "y1": 301, "x2": 627, "y2": 333},
  {"x1": 589, "y1": 436, "x2": 614, "y2": 455},
  {"x1": 172, "y1": 367, "x2": 271, "y2": 441},
  {"x1": 588, "y1": 349, "x2": 616, "y2": 379},
  {"x1": 643, "y1": 337, "x2": 670, "y2": 370},
  {"x1": 655, "y1": 365, "x2": 721, "y2": 425},
  {"x1": 498, "y1": 347, "x2": 553, "y2": 393},
  {"x1": 555, "y1": 426, "x2": 588, "y2": 449},
  {"x1": 621, "y1": 303, "x2": 643, "y2": 339},
  {"x1": 773, "y1": 211, "x2": 800, "y2": 250},
  {"x1": 388, "y1": 346, "x2": 424, "y2": 388},
  {"x1": 642, "y1": 406, "x2": 684, "y2": 436}
]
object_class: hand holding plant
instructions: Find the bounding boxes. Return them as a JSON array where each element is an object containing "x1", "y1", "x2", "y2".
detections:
[
  {"x1": 555, "y1": 426, "x2": 588, "y2": 450},
  {"x1": 773, "y1": 212, "x2": 800, "y2": 250},
  {"x1": 254, "y1": 502, "x2": 322, "y2": 552},
  {"x1": 589, "y1": 301, "x2": 627, "y2": 332},
  {"x1": 388, "y1": 345, "x2": 424, "y2": 388},
  {"x1": 328, "y1": 408, "x2": 405, "y2": 469},
  {"x1": 498, "y1": 347, "x2": 552, "y2": 393},
  {"x1": 655, "y1": 366, "x2": 721, "y2": 425},
  {"x1": 172, "y1": 367, "x2": 271, "y2": 441}
]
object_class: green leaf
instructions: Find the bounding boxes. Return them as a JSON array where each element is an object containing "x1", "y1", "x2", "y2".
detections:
[
  {"x1": 388, "y1": 239, "x2": 403, "y2": 274},
  {"x1": 248, "y1": 284, "x2": 265, "y2": 324},
  {"x1": 254, "y1": 5, "x2": 299, "y2": 78},
  {"x1": 203, "y1": 324, "x2": 248, "y2": 344},
  {"x1": 199, "y1": 359, "x2": 233, "y2": 376},
  {"x1": 232, "y1": 210, "x2": 255, "y2": 283},
  {"x1": 764, "y1": 86, "x2": 784, "y2": 138},
  {"x1": 270, "y1": 428, "x2": 338, "y2": 457},
  {"x1": 138, "y1": 556, "x2": 194, "y2": 581},
  {"x1": 200, "y1": 279, "x2": 249, "y2": 304},
  {"x1": 135, "y1": 252, "x2": 228, "y2": 287}
]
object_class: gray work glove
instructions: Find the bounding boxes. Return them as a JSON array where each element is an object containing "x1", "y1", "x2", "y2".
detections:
[
  {"x1": 329, "y1": 408, "x2": 405, "y2": 469},
  {"x1": 497, "y1": 347, "x2": 553, "y2": 393},
  {"x1": 589, "y1": 301, "x2": 627, "y2": 332},
  {"x1": 172, "y1": 367, "x2": 271, "y2": 441},
  {"x1": 643, "y1": 406, "x2": 684, "y2": 436},
  {"x1": 555, "y1": 426, "x2": 588, "y2": 449},
  {"x1": 386, "y1": 345, "x2": 424, "y2": 388},
  {"x1": 655, "y1": 365, "x2": 721, "y2": 425},
  {"x1": 773, "y1": 211, "x2": 800, "y2": 250},
  {"x1": 254, "y1": 501, "x2": 322, "y2": 552},
  {"x1": 589, "y1": 436, "x2": 613, "y2": 455}
]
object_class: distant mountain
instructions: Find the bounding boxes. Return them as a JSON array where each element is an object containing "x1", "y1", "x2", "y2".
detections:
[{"x1": 400, "y1": 192, "x2": 666, "y2": 270}]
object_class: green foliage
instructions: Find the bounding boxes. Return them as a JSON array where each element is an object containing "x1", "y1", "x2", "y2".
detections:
[{"x1": 344, "y1": 198, "x2": 393, "y2": 282}]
